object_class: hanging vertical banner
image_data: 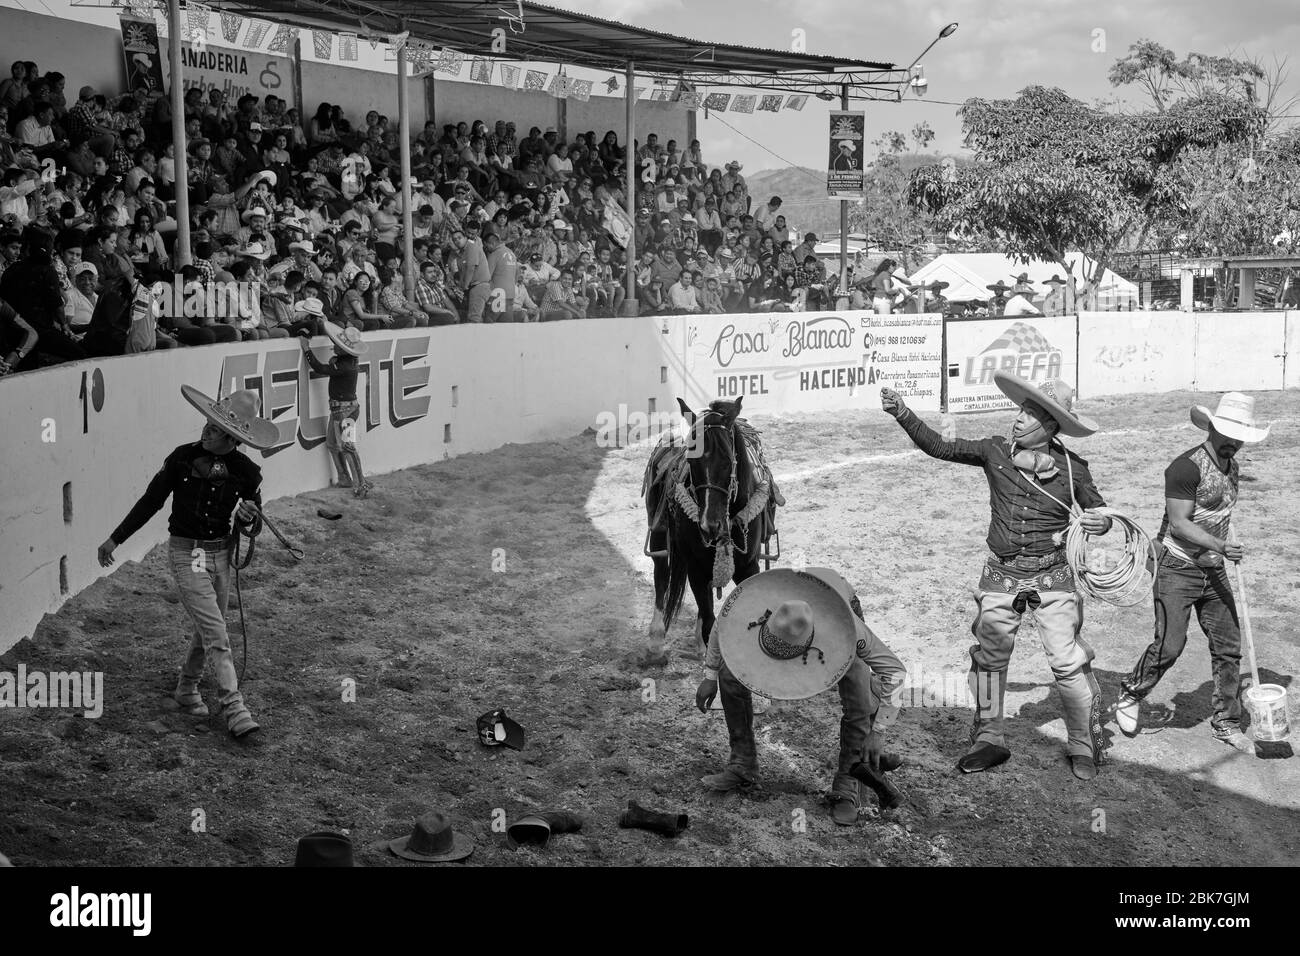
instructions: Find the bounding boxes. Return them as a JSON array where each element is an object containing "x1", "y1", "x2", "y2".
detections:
[
  {"x1": 784, "y1": 95, "x2": 808, "y2": 111},
  {"x1": 523, "y1": 69, "x2": 547, "y2": 91},
  {"x1": 703, "y1": 92, "x2": 731, "y2": 111},
  {"x1": 758, "y1": 94, "x2": 783, "y2": 112},
  {"x1": 267, "y1": 25, "x2": 296, "y2": 54},
  {"x1": 730, "y1": 94, "x2": 756, "y2": 113},
  {"x1": 119, "y1": 14, "x2": 165, "y2": 98},
  {"x1": 219, "y1": 11, "x2": 243, "y2": 43},
  {"x1": 499, "y1": 64, "x2": 520, "y2": 88},
  {"x1": 312, "y1": 30, "x2": 332, "y2": 60},
  {"x1": 827, "y1": 110, "x2": 865, "y2": 198},
  {"x1": 243, "y1": 20, "x2": 270, "y2": 48},
  {"x1": 338, "y1": 32, "x2": 358, "y2": 61},
  {"x1": 469, "y1": 58, "x2": 494, "y2": 84},
  {"x1": 569, "y1": 78, "x2": 593, "y2": 102},
  {"x1": 186, "y1": 2, "x2": 211, "y2": 38}
]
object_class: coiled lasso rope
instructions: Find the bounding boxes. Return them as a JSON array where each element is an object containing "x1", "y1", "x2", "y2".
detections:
[{"x1": 1063, "y1": 506, "x2": 1157, "y2": 607}]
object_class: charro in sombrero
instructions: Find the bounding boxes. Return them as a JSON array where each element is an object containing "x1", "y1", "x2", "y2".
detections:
[
  {"x1": 994, "y1": 370, "x2": 1097, "y2": 438},
  {"x1": 698, "y1": 566, "x2": 908, "y2": 823},
  {"x1": 180, "y1": 385, "x2": 279, "y2": 449},
  {"x1": 1190, "y1": 392, "x2": 1269, "y2": 443},
  {"x1": 322, "y1": 319, "x2": 368, "y2": 357},
  {"x1": 715, "y1": 569, "x2": 857, "y2": 700}
]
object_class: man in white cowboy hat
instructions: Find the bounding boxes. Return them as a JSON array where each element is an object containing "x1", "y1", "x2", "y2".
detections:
[
  {"x1": 233, "y1": 204, "x2": 271, "y2": 249},
  {"x1": 722, "y1": 161, "x2": 748, "y2": 212},
  {"x1": 1115, "y1": 394, "x2": 1269, "y2": 751},
  {"x1": 832, "y1": 140, "x2": 858, "y2": 172},
  {"x1": 1003, "y1": 274, "x2": 1043, "y2": 317},
  {"x1": 695, "y1": 568, "x2": 908, "y2": 824},
  {"x1": 97, "y1": 387, "x2": 279, "y2": 738},
  {"x1": 882, "y1": 372, "x2": 1113, "y2": 780}
]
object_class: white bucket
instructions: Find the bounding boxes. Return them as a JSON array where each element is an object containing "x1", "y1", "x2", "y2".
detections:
[{"x1": 1245, "y1": 684, "x2": 1290, "y2": 742}]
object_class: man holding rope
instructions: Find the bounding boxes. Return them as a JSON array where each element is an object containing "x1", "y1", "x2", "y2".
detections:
[
  {"x1": 97, "y1": 387, "x2": 279, "y2": 739},
  {"x1": 1114, "y1": 394, "x2": 1268, "y2": 752},
  {"x1": 881, "y1": 372, "x2": 1112, "y2": 780}
]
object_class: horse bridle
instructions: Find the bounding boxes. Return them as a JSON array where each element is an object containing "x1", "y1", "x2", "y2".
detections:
[{"x1": 685, "y1": 410, "x2": 738, "y2": 544}]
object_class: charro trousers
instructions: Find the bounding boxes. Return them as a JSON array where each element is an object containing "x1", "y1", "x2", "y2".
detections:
[
  {"x1": 1121, "y1": 552, "x2": 1243, "y2": 731},
  {"x1": 170, "y1": 538, "x2": 246, "y2": 715}
]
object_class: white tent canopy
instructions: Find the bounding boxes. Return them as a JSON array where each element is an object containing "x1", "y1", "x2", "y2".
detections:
[{"x1": 908, "y1": 253, "x2": 1138, "y2": 306}]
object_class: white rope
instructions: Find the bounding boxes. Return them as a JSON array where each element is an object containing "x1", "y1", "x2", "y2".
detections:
[{"x1": 1065, "y1": 507, "x2": 1157, "y2": 607}]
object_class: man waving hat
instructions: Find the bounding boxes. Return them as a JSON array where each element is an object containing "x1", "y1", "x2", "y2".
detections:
[
  {"x1": 695, "y1": 567, "x2": 908, "y2": 824},
  {"x1": 1114, "y1": 393, "x2": 1269, "y2": 751},
  {"x1": 97, "y1": 387, "x2": 279, "y2": 739},
  {"x1": 882, "y1": 372, "x2": 1113, "y2": 780}
]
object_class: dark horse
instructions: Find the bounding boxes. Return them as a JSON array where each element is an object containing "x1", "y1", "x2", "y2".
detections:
[{"x1": 643, "y1": 396, "x2": 780, "y2": 654}]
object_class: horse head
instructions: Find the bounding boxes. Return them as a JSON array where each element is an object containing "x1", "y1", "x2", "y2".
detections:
[{"x1": 678, "y1": 395, "x2": 742, "y2": 545}]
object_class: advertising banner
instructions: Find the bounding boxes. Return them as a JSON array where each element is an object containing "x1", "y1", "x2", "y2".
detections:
[
  {"x1": 679, "y1": 311, "x2": 943, "y2": 415},
  {"x1": 119, "y1": 14, "x2": 166, "y2": 98},
  {"x1": 159, "y1": 34, "x2": 296, "y2": 104},
  {"x1": 827, "y1": 110, "x2": 865, "y2": 198},
  {"x1": 944, "y1": 316, "x2": 1078, "y2": 413}
]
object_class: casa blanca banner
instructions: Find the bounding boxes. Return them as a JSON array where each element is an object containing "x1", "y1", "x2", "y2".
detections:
[{"x1": 676, "y1": 312, "x2": 943, "y2": 415}]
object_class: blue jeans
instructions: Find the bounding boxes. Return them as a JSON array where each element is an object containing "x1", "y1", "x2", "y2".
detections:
[
  {"x1": 1121, "y1": 551, "x2": 1243, "y2": 731},
  {"x1": 169, "y1": 538, "x2": 245, "y2": 713},
  {"x1": 718, "y1": 657, "x2": 879, "y2": 800}
]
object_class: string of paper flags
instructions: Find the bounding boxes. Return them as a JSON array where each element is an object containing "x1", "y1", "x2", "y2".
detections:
[{"x1": 161, "y1": 1, "x2": 809, "y2": 110}]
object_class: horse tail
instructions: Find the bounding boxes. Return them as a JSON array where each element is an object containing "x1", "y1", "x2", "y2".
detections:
[{"x1": 662, "y1": 522, "x2": 690, "y2": 632}]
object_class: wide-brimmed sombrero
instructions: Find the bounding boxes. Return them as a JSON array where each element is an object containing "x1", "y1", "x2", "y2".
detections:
[
  {"x1": 180, "y1": 385, "x2": 279, "y2": 449},
  {"x1": 1191, "y1": 392, "x2": 1269, "y2": 443},
  {"x1": 716, "y1": 569, "x2": 857, "y2": 700},
  {"x1": 994, "y1": 370, "x2": 1098, "y2": 437},
  {"x1": 323, "y1": 319, "x2": 368, "y2": 357},
  {"x1": 986, "y1": 280, "x2": 1012, "y2": 294}
]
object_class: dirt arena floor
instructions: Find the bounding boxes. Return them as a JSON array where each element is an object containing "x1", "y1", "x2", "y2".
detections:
[{"x1": 2, "y1": 389, "x2": 1297, "y2": 867}]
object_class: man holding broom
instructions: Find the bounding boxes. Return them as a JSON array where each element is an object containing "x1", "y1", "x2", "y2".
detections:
[{"x1": 1114, "y1": 393, "x2": 1268, "y2": 752}]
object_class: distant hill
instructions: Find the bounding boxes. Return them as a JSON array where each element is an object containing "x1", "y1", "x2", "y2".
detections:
[{"x1": 746, "y1": 167, "x2": 846, "y2": 237}]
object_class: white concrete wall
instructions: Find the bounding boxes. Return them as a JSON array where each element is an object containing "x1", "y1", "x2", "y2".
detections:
[
  {"x1": 302, "y1": 60, "x2": 428, "y2": 134},
  {"x1": 1076, "y1": 311, "x2": 1291, "y2": 398},
  {"x1": 0, "y1": 8, "x2": 129, "y2": 96}
]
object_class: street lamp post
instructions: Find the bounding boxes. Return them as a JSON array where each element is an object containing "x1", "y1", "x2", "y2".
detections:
[{"x1": 899, "y1": 22, "x2": 958, "y2": 100}]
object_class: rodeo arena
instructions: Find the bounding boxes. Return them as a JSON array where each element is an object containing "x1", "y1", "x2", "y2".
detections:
[{"x1": 0, "y1": 0, "x2": 1297, "y2": 920}]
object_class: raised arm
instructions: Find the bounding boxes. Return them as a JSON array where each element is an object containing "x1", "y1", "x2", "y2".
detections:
[{"x1": 880, "y1": 387, "x2": 987, "y2": 467}]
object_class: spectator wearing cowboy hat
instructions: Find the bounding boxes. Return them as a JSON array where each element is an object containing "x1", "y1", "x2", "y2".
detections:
[
  {"x1": 1003, "y1": 273, "x2": 1043, "y2": 317},
  {"x1": 1115, "y1": 393, "x2": 1270, "y2": 752},
  {"x1": 984, "y1": 279, "x2": 1012, "y2": 316},
  {"x1": 882, "y1": 372, "x2": 1112, "y2": 780},
  {"x1": 696, "y1": 567, "x2": 907, "y2": 823},
  {"x1": 1042, "y1": 274, "x2": 1069, "y2": 316},
  {"x1": 98, "y1": 385, "x2": 278, "y2": 739}
]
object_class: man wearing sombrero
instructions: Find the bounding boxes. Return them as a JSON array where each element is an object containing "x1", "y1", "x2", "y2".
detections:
[
  {"x1": 96, "y1": 387, "x2": 279, "y2": 738},
  {"x1": 695, "y1": 568, "x2": 908, "y2": 824},
  {"x1": 1003, "y1": 274, "x2": 1043, "y2": 317},
  {"x1": 882, "y1": 372, "x2": 1113, "y2": 780},
  {"x1": 1114, "y1": 394, "x2": 1268, "y2": 751}
]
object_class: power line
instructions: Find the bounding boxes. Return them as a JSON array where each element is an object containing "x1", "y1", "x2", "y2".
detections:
[
  {"x1": 703, "y1": 110, "x2": 828, "y2": 189},
  {"x1": 907, "y1": 96, "x2": 1300, "y2": 119}
]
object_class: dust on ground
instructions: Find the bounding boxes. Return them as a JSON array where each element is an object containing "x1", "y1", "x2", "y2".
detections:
[{"x1": 2, "y1": 389, "x2": 1297, "y2": 866}]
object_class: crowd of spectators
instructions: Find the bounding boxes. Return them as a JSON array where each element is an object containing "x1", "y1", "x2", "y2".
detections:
[{"x1": 0, "y1": 57, "x2": 886, "y2": 377}]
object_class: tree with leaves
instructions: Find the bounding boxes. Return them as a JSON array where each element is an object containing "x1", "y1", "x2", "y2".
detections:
[{"x1": 906, "y1": 83, "x2": 1264, "y2": 304}]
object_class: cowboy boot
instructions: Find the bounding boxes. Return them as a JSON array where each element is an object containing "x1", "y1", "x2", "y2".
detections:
[
  {"x1": 507, "y1": 811, "x2": 584, "y2": 849},
  {"x1": 618, "y1": 801, "x2": 688, "y2": 837},
  {"x1": 174, "y1": 677, "x2": 209, "y2": 717},
  {"x1": 1057, "y1": 664, "x2": 1104, "y2": 780},
  {"x1": 958, "y1": 659, "x2": 1011, "y2": 773}
]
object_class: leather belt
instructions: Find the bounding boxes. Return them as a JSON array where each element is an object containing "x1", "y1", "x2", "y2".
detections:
[
  {"x1": 994, "y1": 548, "x2": 1066, "y2": 571},
  {"x1": 171, "y1": 534, "x2": 232, "y2": 550}
]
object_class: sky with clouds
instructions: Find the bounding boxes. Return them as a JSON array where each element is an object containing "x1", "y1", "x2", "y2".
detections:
[{"x1": 545, "y1": 0, "x2": 1300, "y2": 175}]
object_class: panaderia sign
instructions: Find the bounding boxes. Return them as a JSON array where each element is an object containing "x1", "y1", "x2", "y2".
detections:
[{"x1": 679, "y1": 311, "x2": 943, "y2": 414}]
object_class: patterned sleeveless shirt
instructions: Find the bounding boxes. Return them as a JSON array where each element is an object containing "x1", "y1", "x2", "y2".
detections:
[{"x1": 1158, "y1": 443, "x2": 1237, "y2": 568}]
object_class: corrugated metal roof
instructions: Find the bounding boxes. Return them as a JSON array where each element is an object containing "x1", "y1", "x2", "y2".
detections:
[{"x1": 214, "y1": 0, "x2": 893, "y2": 76}]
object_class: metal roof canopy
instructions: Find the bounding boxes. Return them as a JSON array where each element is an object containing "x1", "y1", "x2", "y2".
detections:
[{"x1": 205, "y1": 0, "x2": 904, "y2": 97}]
